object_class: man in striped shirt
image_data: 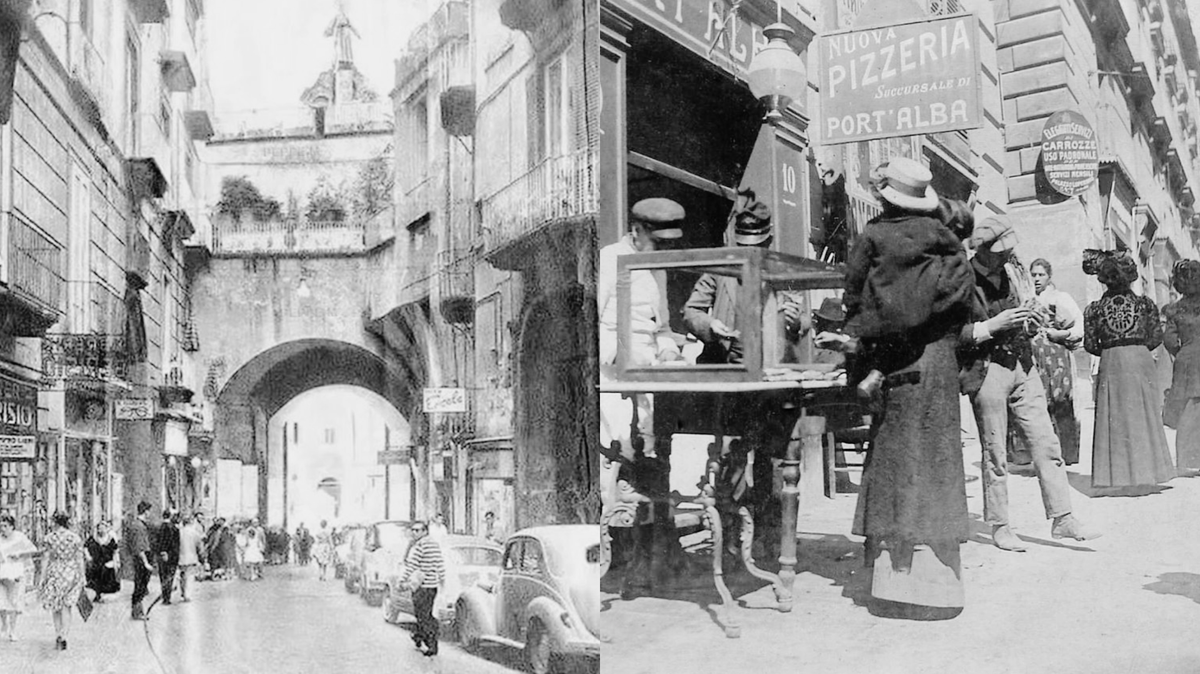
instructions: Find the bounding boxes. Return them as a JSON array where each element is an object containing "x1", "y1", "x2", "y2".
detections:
[{"x1": 400, "y1": 521, "x2": 445, "y2": 656}]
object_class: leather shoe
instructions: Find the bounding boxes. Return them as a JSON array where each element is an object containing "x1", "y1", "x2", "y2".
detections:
[
  {"x1": 991, "y1": 525, "x2": 1027, "y2": 552},
  {"x1": 1051, "y1": 514, "x2": 1101, "y2": 541}
]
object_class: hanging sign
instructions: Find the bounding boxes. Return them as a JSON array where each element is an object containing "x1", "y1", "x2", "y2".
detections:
[
  {"x1": 0, "y1": 435, "x2": 36, "y2": 460},
  {"x1": 377, "y1": 447, "x2": 412, "y2": 465},
  {"x1": 115, "y1": 399, "x2": 154, "y2": 420},
  {"x1": 423, "y1": 388, "x2": 467, "y2": 413},
  {"x1": 1041, "y1": 110, "x2": 1099, "y2": 196},
  {"x1": 818, "y1": 14, "x2": 983, "y2": 144},
  {"x1": 0, "y1": 374, "x2": 37, "y2": 435}
]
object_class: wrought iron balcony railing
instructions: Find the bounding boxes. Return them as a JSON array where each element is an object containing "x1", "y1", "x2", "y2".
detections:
[
  {"x1": 480, "y1": 147, "x2": 597, "y2": 255},
  {"x1": 435, "y1": 248, "x2": 475, "y2": 324},
  {"x1": 5, "y1": 215, "x2": 64, "y2": 313},
  {"x1": 211, "y1": 216, "x2": 368, "y2": 255}
]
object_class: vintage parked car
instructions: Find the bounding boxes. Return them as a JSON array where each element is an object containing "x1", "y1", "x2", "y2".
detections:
[
  {"x1": 337, "y1": 525, "x2": 369, "y2": 591},
  {"x1": 357, "y1": 520, "x2": 414, "y2": 606},
  {"x1": 454, "y1": 525, "x2": 600, "y2": 674},
  {"x1": 381, "y1": 534, "x2": 503, "y2": 625}
]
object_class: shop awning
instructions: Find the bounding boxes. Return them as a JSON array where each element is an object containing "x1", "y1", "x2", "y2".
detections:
[{"x1": 160, "y1": 51, "x2": 196, "y2": 92}]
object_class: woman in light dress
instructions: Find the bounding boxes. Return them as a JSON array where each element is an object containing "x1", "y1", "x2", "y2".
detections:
[
  {"x1": 312, "y1": 520, "x2": 335, "y2": 581},
  {"x1": 39, "y1": 511, "x2": 86, "y2": 650},
  {"x1": 242, "y1": 524, "x2": 265, "y2": 581},
  {"x1": 0, "y1": 514, "x2": 39, "y2": 641}
]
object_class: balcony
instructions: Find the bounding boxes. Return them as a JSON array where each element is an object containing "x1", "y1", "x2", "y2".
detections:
[
  {"x1": 211, "y1": 215, "x2": 368, "y2": 256},
  {"x1": 184, "y1": 82, "x2": 215, "y2": 141},
  {"x1": 480, "y1": 147, "x2": 597, "y2": 260},
  {"x1": 0, "y1": 215, "x2": 63, "y2": 335},
  {"x1": 41, "y1": 334, "x2": 130, "y2": 388},
  {"x1": 158, "y1": 353, "x2": 198, "y2": 405},
  {"x1": 435, "y1": 249, "x2": 475, "y2": 324},
  {"x1": 130, "y1": 0, "x2": 169, "y2": 24},
  {"x1": 160, "y1": 51, "x2": 196, "y2": 92}
]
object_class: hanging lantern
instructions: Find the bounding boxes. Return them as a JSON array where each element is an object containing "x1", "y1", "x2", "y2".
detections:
[{"x1": 746, "y1": 23, "x2": 807, "y2": 124}]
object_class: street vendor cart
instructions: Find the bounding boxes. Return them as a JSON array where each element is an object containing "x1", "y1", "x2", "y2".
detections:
[{"x1": 600, "y1": 246, "x2": 860, "y2": 638}]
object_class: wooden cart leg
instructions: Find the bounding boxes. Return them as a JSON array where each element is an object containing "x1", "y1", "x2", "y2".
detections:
[
  {"x1": 778, "y1": 414, "x2": 827, "y2": 612},
  {"x1": 703, "y1": 500, "x2": 740, "y2": 639},
  {"x1": 824, "y1": 431, "x2": 837, "y2": 498},
  {"x1": 736, "y1": 506, "x2": 786, "y2": 605}
]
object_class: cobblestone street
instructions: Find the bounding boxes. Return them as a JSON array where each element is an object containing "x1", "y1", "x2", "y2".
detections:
[{"x1": 0, "y1": 565, "x2": 523, "y2": 674}]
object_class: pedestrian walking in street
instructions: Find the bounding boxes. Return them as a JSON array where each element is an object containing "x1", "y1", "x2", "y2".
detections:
[
  {"x1": 830, "y1": 157, "x2": 976, "y2": 613},
  {"x1": 1083, "y1": 249, "x2": 1176, "y2": 490},
  {"x1": 482, "y1": 511, "x2": 506, "y2": 546},
  {"x1": 429, "y1": 513, "x2": 449, "y2": 541},
  {"x1": 177, "y1": 513, "x2": 205, "y2": 602},
  {"x1": 84, "y1": 521, "x2": 120, "y2": 603},
  {"x1": 313, "y1": 520, "x2": 334, "y2": 580},
  {"x1": 155, "y1": 510, "x2": 181, "y2": 604},
  {"x1": 218, "y1": 520, "x2": 238, "y2": 580},
  {"x1": 1007, "y1": 258, "x2": 1084, "y2": 466},
  {"x1": 961, "y1": 217, "x2": 1100, "y2": 551},
  {"x1": 1163, "y1": 259, "x2": 1200, "y2": 471},
  {"x1": 242, "y1": 522, "x2": 265, "y2": 580},
  {"x1": 39, "y1": 511, "x2": 86, "y2": 650},
  {"x1": 124, "y1": 501, "x2": 156, "y2": 620},
  {"x1": 399, "y1": 520, "x2": 445, "y2": 657},
  {"x1": 0, "y1": 514, "x2": 39, "y2": 641},
  {"x1": 295, "y1": 524, "x2": 313, "y2": 566}
]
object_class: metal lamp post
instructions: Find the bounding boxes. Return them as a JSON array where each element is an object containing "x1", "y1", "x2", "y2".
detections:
[{"x1": 746, "y1": 23, "x2": 807, "y2": 125}]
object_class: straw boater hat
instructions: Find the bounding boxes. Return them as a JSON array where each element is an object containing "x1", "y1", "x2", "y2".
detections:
[
  {"x1": 630, "y1": 198, "x2": 684, "y2": 240},
  {"x1": 876, "y1": 157, "x2": 939, "y2": 213}
]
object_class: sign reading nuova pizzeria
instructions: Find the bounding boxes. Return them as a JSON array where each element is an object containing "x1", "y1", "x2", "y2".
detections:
[
  {"x1": 818, "y1": 14, "x2": 983, "y2": 144},
  {"x1": 0, "y1": 373, "x2": 37, "y2": 460},
  {"x1": 1040, "y1": 110, "x2": 1098, "y2": 196}
]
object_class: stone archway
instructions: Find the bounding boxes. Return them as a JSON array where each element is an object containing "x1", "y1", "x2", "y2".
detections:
[{"x1": 214, "y1": 338, "x2": 416, "y2": 522}]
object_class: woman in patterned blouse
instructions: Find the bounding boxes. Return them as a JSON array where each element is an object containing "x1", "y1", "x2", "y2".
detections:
[
  {"x1": 1082, "y1": 250, "x2": 1175, "y2": 490},
  {"x1": 1162, "y1": 260, "x2": 1200, "y2": 471}
]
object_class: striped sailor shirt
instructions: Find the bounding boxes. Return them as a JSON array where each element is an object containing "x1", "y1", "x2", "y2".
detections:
[{"x1": 401, "y1": 537, "x2": 445, "y2": 589}]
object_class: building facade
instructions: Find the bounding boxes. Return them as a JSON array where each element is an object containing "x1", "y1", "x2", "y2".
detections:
[{"x1": 0, "y1": 0, "x2": 213, "y2": 538}]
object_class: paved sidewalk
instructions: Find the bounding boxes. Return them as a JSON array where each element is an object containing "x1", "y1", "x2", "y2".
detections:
[{"x1": 601, "y1": 394, "x2": 1200, "y2": 674}]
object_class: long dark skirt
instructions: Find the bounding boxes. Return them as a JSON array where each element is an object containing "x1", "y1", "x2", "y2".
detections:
[
  {"x1": 85, "y1": 537, "x2": 121, "y2": 595},
  {"x1": 853, "y1": 335, "x2": 969, "y2": 552},
  {"x1": 1093, "y1": 345, "x2": 1175, "y2": 487}
]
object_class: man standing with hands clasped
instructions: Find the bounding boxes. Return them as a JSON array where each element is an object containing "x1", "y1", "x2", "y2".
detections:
[
  {"x1": 960, "y1": 217, "x2": 1101, "y2": 552},
  {"x1": 399, "y1": 520, "x2": 445, "y2": 657}
]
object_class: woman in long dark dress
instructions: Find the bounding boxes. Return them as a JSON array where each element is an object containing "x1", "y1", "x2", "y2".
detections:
[
  {"x1": 1082, "y1": 250, "x2": 1175, "y2": 489},
  {"x1": 84, "y1": 520, "x2": 120, "y2": 602},
  {"x1": 1163, "y1": 260, "x2": 1200, "y2": 471},
  {"x1": 832, "y1": 158, "x2": 976, "y2": 614}
]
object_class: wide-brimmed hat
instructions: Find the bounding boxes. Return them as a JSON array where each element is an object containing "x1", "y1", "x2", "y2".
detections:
[
  {"x1": 631, "y1": 198, "x2": 685, "y2": 240},
  {"x1": 732, "y1": 189, "x2": 773, "y2": 246},
  {"x1": 813, "y1": 297, "x2": 846, "y2": 324},
  {"x1": 1171, "y1": 259, "x2": 1200, "y2": 295},
  {"x1": 1085, "y1": 249, "x2": 1138, "y2": 287},
  {"x1": 875, "y1": 157, "x2": 938, "y2": 213},
  {"x1": 967, "y1": 215, "x2": 1018, "y2": 252}
]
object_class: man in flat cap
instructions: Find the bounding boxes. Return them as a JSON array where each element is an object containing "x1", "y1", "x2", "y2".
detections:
[
  {"x1": 598, "y1": 198, "x2": 685, "y2": 456},
  {"x1": 960, "y1": 216, "x2": 1100, "y2": 551}
]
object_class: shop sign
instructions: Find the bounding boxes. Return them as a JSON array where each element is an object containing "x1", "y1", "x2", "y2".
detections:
[
  {"x1": 0, "y1": 435, "x2": 36, "y2": 460},
  {"x1": 377, "y1": 447, "x2": 412, "y2": 465},
  {"x1": 41, "y1": 334, "x2": 128, "y2": 382},
  {"x1": 1041, "y1": 110, "x2": 1099, "y2": 196},
  {"x1": 423, "y1": 388, "x2": 467, "y2": 413},
  {"x1": 610, "y1": 0, "x2": 770, "y2": 77},
  {"x1": 0, "y1": 374, "x2": 37, "y2": 435},
  {"x1": 818, "y1": 14, "x2": 982, "y2": 145},
  {"x1": 163, "y1": 421, "x2": 189, "y2": 457},
  {"x1": 115, "y1": 399, "x2": 155, "y2": 420}
]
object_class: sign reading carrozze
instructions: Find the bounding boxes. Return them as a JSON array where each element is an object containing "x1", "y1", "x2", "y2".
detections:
[
  {"x1": 819, "y1": 14, "x2": 983, "y2": 144},
  {"x1": 1041, "y1": 110, "x2": 1098, "y2": 196}
]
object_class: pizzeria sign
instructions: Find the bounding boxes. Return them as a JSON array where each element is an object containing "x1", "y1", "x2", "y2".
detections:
[{"x1": 818, "y1": 14, "x2": 983, "y2": 144}]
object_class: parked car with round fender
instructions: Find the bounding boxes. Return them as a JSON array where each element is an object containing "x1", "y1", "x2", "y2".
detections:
[
  {"x1": 454, "y1": 525, "x2": 600, "y2": 674},
  {"x1": 382, "y1": 534, "x2": 502, "y2": 625},
  {"x1": 357, "y1": 520, "x2": 414, "y2": 606}
]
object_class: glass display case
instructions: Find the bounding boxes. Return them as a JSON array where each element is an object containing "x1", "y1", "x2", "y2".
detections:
[{"x1": 615, "y1": 246, "x2": 844, "y2": 383}]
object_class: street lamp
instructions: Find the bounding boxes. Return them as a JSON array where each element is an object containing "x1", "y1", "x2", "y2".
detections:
[{"x1": 746, "y1": 23, "x2": 807, "y2": 125}]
